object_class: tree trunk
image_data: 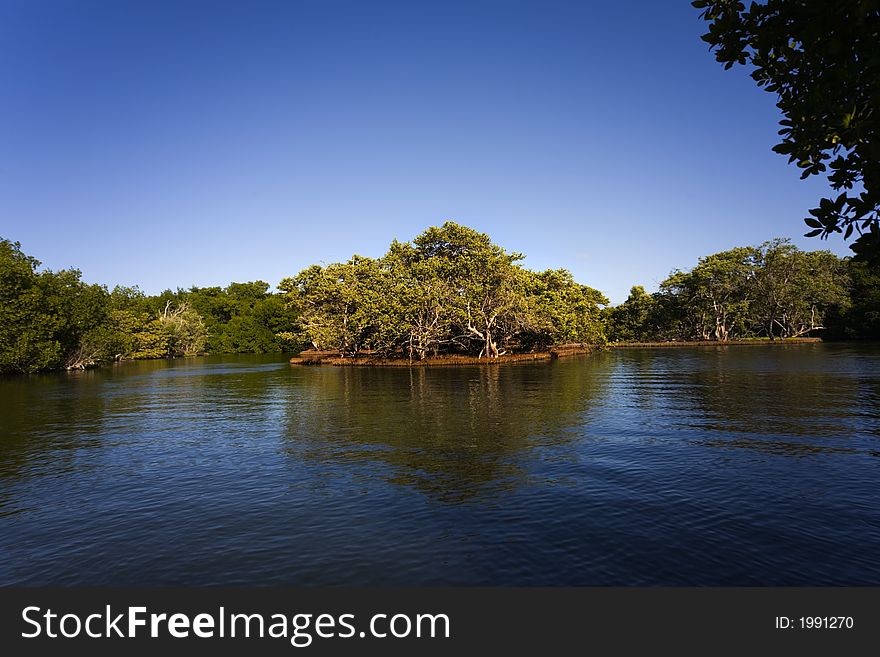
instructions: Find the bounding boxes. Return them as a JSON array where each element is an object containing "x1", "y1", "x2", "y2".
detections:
[{"x1": 485, "y1": 331, "x2": 498, "y2": 358}]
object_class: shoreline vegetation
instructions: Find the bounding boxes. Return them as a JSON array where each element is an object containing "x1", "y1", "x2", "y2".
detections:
[
  {"x1": 609, "y1": 337, "x2": 823, "y2": 348},
  {"x1": 289, "y1": 342, "x2": 597, "y2": 366},
  {"x1": 289, "y1": 338, "x2": 823, "y2": 367},
  {"x1": 2, "y1": 222, "x2": 878, "y2": 375}
]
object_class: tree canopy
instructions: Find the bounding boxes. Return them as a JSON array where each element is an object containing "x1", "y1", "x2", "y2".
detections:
[
  {"x1": 605, "y1": 239, "x2": 852, "y2": 342},
  {"x1": 279, "y1": 222, "x2": 608, "y2": 359},
  {"x1": 0, "y1": 238, "x2": 297, "y2": 374},
  {"x1": 694, "y1": 0, "x2": 880, "y2": 256},
  {"x1": 1, "y1": 239, "x2": 109, "y2": 373},
  {"x1": 5, "y1": 224, "x2": 879, "y2": 374}
]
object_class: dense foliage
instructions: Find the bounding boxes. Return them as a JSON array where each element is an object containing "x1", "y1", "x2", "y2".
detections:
[
  {"x1": 279, "y1": 222, "x2": 608, "y2": 359},
  {"x1": 605, "y1": 239, "x2": 861, "y2": 342},
  {"x1": 1, "y1": 239, "x2": 108, "y2": 373},
  {"x1": 156, "y1": 282, "x2": 298, "y2": 355},
  {"x1": 836, "y1": 245, "x2": 880, "y2": 339},
  {"x1": 0, "y1": 238, "x2": 296, "y2": 374},
  {"x1": 4, "y1": 225, "x2": 879, "y2": 374},
  {"x1": 694, "y1": 0, "x2": 880, "y2": 256}
]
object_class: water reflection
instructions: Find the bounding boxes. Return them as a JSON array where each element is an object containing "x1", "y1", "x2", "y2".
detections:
[
  {"x1": 609, "y1": 345, "x2": 880, "y2": 457},
  {"x1": 281, "y1": 360, "x2": 611, "y2": 502},
  {"x1": 0, "y1": 347, "x2": 879, "y2": 585},
  {"x1": 0, "y1": 370, "x2": 109, "y2": 482}
]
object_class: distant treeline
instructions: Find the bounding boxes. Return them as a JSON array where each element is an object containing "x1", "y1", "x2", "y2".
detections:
[
  {"x1": 0, "y1": 238, "x2": 296, "y2": 373},
  {"x1": 2, "y1": 224, "x2": 878, "y2": 374},
  {"x1": 604, "y1": 238, "x2": 879, "y2": 343}
]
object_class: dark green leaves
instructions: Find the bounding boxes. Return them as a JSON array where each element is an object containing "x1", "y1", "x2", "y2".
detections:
[{"x1": 695, "y1": 0, "x2": 880, "y2": 257}]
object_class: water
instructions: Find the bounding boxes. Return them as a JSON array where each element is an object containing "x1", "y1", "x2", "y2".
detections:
[{"x1": 1, "y1": 345, "x2": 878, "y2": 585}]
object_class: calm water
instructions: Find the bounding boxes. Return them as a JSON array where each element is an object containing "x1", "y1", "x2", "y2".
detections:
[{"x1": 1, "y1": 345, "x2": 879, "y2": 585}]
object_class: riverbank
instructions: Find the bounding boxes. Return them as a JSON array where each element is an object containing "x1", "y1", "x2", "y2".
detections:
[
  {"x1": 289, "y1": 343, "x2": 594, "y2": 366},
  {"x1": 610, "y1": 338, "x2": 822, "y2": 348},
  {"x1": 289, "y1": 339, "x2": 825, "y2": 366}
]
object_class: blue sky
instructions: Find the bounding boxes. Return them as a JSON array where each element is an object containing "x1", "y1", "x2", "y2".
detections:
[{"x1": 0, "y1": 0, "x2": 850, "y2": 304}]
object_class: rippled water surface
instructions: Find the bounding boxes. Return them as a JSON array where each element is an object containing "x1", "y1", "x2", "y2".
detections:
[{"x1": 1, "y1": 345, "x2": 879, "y2": 585}]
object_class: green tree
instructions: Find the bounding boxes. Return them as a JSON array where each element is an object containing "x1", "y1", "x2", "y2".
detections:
[
  {"x1": 128, "y1": 316, "x2": 171, "y2": 359},
  {"x1": 648, "y1": 240, "x2": 850, "y2": 341},
  {"x1": 280, "y1": 222, "x2": 607, "y2": 359},
  {"x1": 280, "y1": 257, "x2": 392, "y2": 356},
  {"x1": 383, "y1": 241, "x2": 456, "y2": 360},
  {"x1": 0, "y1": 238, "x2": 116, "y2": 372},
  {"x1": 604, "y1": 285, "x2": 657, "y2": 342},
  {"x1": 406, "y1": 223, "x2": 535, "y2": 358},
  {"x1": 750, "y1": 239, "x2": 850, "y2": 339},
  {"x1": 0, "y1": 239, "x2": 59, "y2": 372},
  {"x1": 528, "y1": 269, "x2": 607, "y2": 346},
  {"x1": 1, "y1": 240, "x2": 296, "y2": 372},
  {"x1": 158, "y1": 301, "x2": 208, "y2": 356},
  {"x1": 649, "y1": 288, "x2": 690, "y2": 341},
  {"x1": 661, "y1": 247, "x2": 756, "y2": 341},
  {"x1": 185, "y1": 281, "x2": 297, "y2": 353},
  {"x1": 39, "y1": 268, "x2": 110, "y2": 368},
  {"x1": 694, "y1": 0, "x2": 880, "y2": 255},
  {"x1": 842, "y1": 257, "x2": 880, "y2": 338}
]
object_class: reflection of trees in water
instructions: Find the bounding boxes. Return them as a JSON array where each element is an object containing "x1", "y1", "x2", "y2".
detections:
[
  {"x1": 0, "y1": 370, "x2": 111, "y2": 485},
  {"x1": 0, "y1": 356, "x2": 288, "y2": 491},
  {"x1": 616, "y1": 347, "x2": 875, "y2": 457},
  {"x1": 693, "y1": 438, "x2": 859, "y2": 457},
  {"x1": 282, "y1": 358, "x2": 610, "y2": 502}
]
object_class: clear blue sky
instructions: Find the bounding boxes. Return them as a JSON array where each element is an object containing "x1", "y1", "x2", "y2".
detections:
[{"x1": 0, "y1": 0, "x2": 850, "y2": 304}]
